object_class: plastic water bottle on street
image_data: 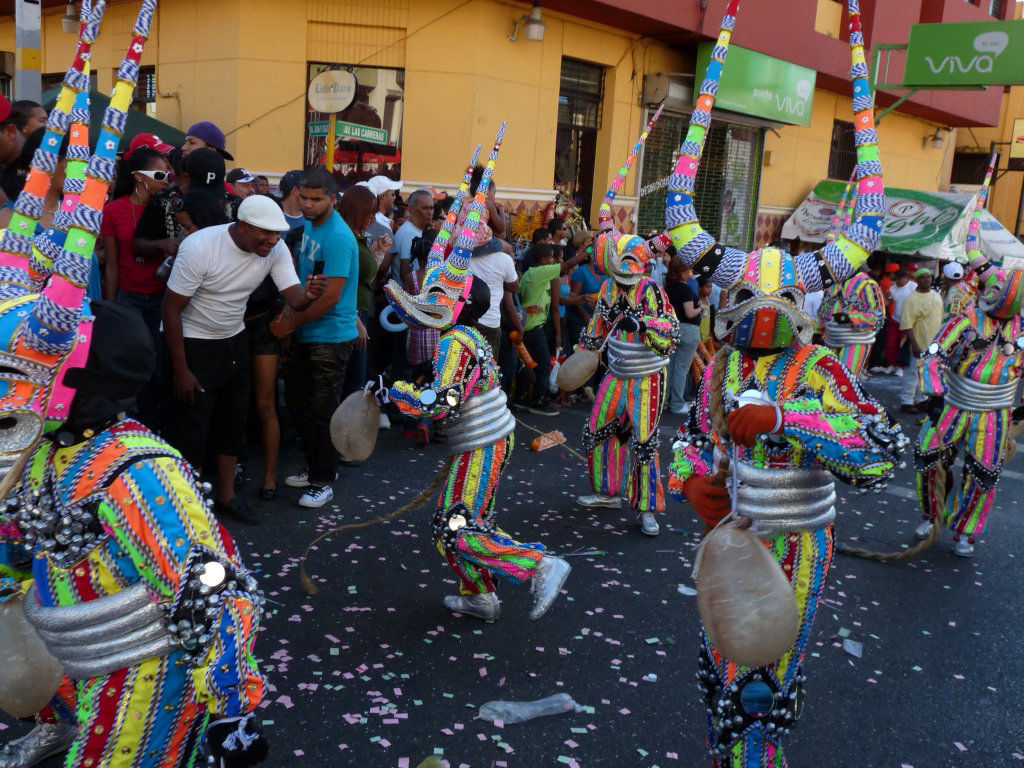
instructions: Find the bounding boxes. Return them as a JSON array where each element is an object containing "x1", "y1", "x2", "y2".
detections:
[{"x1": 477, "y1": 693, "x2": 581, "y2": 724}]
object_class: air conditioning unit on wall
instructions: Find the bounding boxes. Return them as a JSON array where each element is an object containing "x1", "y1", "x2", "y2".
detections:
[{"x1": 642, "y1": 74, "x2": 694, "y2": 111}]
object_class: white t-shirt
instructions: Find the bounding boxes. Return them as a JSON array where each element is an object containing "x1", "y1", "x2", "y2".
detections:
[
  {"x1": 802, "y1": 289, "x2": 824, "y2": 322},
  {"x1": 468, "y1": 249, "x2": 518, "y2": 329},
  {"x1": 389, "y1": 220, "x2": 422, "y2": 283},
  {"x1": 168, "y1": 224, "x2": 300, "y2": 340},
  {"x1": 889, "y1": 282, "x2": 916, "y2": 322}
]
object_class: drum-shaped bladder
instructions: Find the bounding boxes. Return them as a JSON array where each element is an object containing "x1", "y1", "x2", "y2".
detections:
[
  {"x1": 330, "y1": 391, "x2": 381, "y2": 462},
  {"x1": 696, "y1": 520, "x2": 799, "y2": 667},
  {"x1": 0, "y1": 582, "x2": 63, "y2": 718},
  {"x1": 556, "y1": 349, "x2": 599, "y2": 392}
]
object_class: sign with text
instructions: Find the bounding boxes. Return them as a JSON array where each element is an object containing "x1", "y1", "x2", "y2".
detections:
[
  {"x1": 307, "y1": 69, "x2": 357, "y2": 113},
  {"x1": 695, "y1": 43, "x2": 816, "y2": 127},
  {"x1": 904, "y1": 21, "x2": 1024, "y2": 86},
  {"x1": 337, "y1": 120, "x2": 388, "y2": 145},
  {"x1": 307, "y1": 120, "x2": 329, "y2": 137}
]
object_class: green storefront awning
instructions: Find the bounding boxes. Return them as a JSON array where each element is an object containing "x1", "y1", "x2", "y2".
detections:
[
  {"x1": 40, "y1": 87, "x2": 186, "y2": 153},
  {"x1": 781, "y1": 178, "x2": 1024, "y2": 269}
]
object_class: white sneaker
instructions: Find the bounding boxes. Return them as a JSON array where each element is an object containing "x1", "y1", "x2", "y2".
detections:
[
  {"x1": 953, "y1": 538, "x2": 974, "y2": 557},
  {"x1": 583, "y1": 386, "x2": 596, "y2": 403},
  {"x1": 444, "y1": 592, "x2": 500, "y2": 621},
  {"x1": 528, "y1": 556, "x2": 571, "y2": 620},
  {"x1": 894, "y1": 367, "x2": 904, "y2": 378},
  {"x1": 379, "y1": 413, "x2": 391, "y2": 430},
  {"x1": 640, "y1": 512, "x2": 660, "y2": 536},
  {"x1": 869, "y1": 366, "x2": 887, "y2": 374},
  {"x1": 285, "y1": 468, "x2": 310, "y2": 488},
  {"x1": 0, "y1": 722, "x2": 77, "y2": 768},
  {"x1": 913, "y1": 519, "x2": 934, "y2": 540},
  {"x1": 298, "y1": 485, "x2": 334, "y2": 508},
  {"x1": 576, "y1": 493, "x2": 621, "y2": 509}
]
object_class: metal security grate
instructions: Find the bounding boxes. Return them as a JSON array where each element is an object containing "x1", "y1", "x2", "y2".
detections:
[
  {"x1": 637, "y1": 110, "x2": 763, "y2": 250},
  {"x1": 827, "y1": 119, "x2": 856, "y2": 181},
  {"x1": 988, "y1": 0, "x2": 1003, "y2": 18}
]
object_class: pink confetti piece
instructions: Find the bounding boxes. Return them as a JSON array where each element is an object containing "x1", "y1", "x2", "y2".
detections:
[
  {"x1": 954, "y1": 742, "x2": 967, "y2": 752},
  {"x1": 293, "y1": 750, "x2": 304, "y2": 757}
]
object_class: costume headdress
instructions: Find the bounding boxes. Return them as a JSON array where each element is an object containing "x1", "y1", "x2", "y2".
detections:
[
  {"x1": 965, "y1": 152, "x2": 1020, "y2": 318},
  {"x1": 0, "y1": 0, "x2": 157, "y2": 499},
  {"x1": 384, "y1": 124, "x2": 505, "y2": 331},
  {"x1": 651, "y1": 0, "x2": 883, "y2": 349},
  {"x1": 592, "y1": 102, "x2": 665, "y2": 286}
]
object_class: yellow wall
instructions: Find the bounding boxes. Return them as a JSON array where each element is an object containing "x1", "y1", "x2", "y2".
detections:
[
  {"x1": 761, "y1": 87, "x2": 954, "y2": 210},
  {"x1": 954, "y1": 85, "x2": 1024, "y2": 236},
  {"x1": 0, "y1": 0, "x2": 687, "y2": 225}
]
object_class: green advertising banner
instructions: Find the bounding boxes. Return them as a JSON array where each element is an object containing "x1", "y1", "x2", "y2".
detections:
[
  {"x1": 695, "y1": 43, "x2": 816, "y2": 127},
  {"x1": 904, "y1": 21, "x2": 1024, "y2": 86}
]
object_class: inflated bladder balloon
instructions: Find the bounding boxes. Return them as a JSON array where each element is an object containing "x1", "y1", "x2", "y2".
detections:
[
  {"x1": 556, "y1": 349, "x2": 600, "y2": 392},
  {"x1": 0, "y1": 581, "x2": 63, "y2": 718},
  {"x1": 330, "y1": 391, "x2": 381, "y2": 462},
  {"x1": 696, "y1": 520, "x2": 799, "y2": 667}
]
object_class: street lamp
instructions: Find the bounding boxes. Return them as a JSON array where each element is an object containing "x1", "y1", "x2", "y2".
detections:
[
  {"x1": 509, "y1": 1, "x2": 545, "y2": 43},
  {"x1": 60, "y1": 3, "x2": 78, "y2": 34}
]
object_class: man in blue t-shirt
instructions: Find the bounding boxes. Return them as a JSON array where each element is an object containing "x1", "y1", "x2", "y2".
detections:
[{"x1": 271, "y1": 167, "x2": 359, "y2": 508}]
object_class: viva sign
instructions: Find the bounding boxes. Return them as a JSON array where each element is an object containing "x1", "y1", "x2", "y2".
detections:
[
  {"x1": 904, "y1": 21, "x2": 1024, "y2": 87},
  {"x1": 695, "y1": 43, "x2": 816, "y2": 127}
]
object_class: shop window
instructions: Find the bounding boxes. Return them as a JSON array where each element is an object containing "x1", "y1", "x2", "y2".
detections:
[
  {"x1": 950, "y1": 151, "x2": 990, "y2": 185},
  {"x1": 305, "y1": 63, "x2": 404, "y2": 191},
  {"x1": 988, "y1": 0, "x2": 1003, "y2": 17},
  {"x1": 827, "y1": 119, "x2": 857, "y2": 181},
  {"x1": 555, "y1": 58, "x2": 604, "y2": 221},
  {"x1": 131, "y1": 66, "x2": 155, "y2": 114},
  {"x1": 637, "y1": 109, "x2": 763, "y2": 251}
]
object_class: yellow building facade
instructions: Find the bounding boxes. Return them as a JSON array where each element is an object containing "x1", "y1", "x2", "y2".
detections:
[{"x1": 0, "y1": 0, "x2": 977, "y2": 246}]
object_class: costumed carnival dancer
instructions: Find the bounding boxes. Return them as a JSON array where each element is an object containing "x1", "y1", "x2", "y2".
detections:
[
  {"x1": 368, "y1": 126, "x2": 571, "y2": 623},
  {"x1": 573, "y1": 104, "x2": 681, "y2": 537},
  {"x1": 661, "y1": 1, "x2": 906, "y2": 765},
  {"x1": 0, "y1": 3, "x2": 271, "y2": 767},
  {"x1": 913, "y1": 152, "x2": 1024, "y2": 558},
  {"x1": 818, "y1": 271, "x2": 885, "y2": 379}
]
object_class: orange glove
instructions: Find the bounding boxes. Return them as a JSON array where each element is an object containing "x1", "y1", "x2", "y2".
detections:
[
  {"x1": 683, "y1": 475, "x2": 732, "y2": 528},
  {"x1": 727, "y1": 404, "x2": 781, "y2": 447}
]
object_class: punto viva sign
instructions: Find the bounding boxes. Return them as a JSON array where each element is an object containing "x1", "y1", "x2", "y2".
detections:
[
  {"x1": 695, "y1": 43, "x2": 816, "y2": 127},
  {"x1": 904, "y1": 21, "x2": 1024, "y2": 86}
]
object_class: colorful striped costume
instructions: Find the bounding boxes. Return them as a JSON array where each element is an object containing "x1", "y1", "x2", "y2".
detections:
[
  {"x1": 578, "y1": 278, "x2": 678, "y2": 513},
  {"x1": 648, "y1": 0, "x2": 894, "y2": 764},
  {"x1": 670, "y1": 347, "x2": 900, "y2": 767},
  {"x1": 3, "y1": 422, "x2": 265, "y2": 768},
  {"x1": 915, "y1": 307, "x2": 1024, "y2": 540},
  {"x1": 915, "y1": 152, "x2": 1023, "y2": 551},
  {"x1": 391, "y1": 327, "x2": 544, "y2": 595},
  {"x1": 818, "y1": 272, "x2": 885, "y2": 378}
]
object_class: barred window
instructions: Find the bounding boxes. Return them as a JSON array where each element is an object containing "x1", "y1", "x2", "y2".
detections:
[
  {"x1": 827, "y1": 119, "x2": 856, "y2": 181},
  {"x1": 950, "y1": 152, "x2": 990, "y2": 185}
]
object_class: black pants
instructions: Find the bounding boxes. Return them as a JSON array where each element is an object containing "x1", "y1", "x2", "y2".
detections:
[
  {"x1": 163, "y1": 331, "x2": 250, "y2": 470},
  {"x1": 116, "y1": 289, "x2": 165, "y2": 431},
  {"x1": 518, "y1": 325, "x2": 552, "y2": 399},
  {"x1": 284, "y1": 340, "x2": 354, "y2": 485}
]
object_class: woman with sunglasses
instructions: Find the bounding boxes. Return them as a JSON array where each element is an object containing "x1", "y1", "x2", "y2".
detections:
[{"x1": 101, "y1": 146, "x2": 172, "y2": 428}]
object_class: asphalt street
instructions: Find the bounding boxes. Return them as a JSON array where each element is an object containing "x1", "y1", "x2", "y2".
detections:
[{"x1": 4, "y1": 372, "x2": 1023, "y2": 767}]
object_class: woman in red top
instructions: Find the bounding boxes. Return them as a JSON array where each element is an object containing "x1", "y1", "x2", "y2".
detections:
[{"x1": 101, "y1": 147, "x2": 172, "y2": 428}]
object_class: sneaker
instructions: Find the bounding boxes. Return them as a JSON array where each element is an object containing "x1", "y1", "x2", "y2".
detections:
[
  {"x1": 869, "y1": 366, "x2": 887, "y2": 374},
  {"x1": 529, "y1": 555, "x2": 571, "y2": 620},
  {"x1": 0, "y1": 722, "x2": 77, "y2": 768},
  {"x1": 953, "y1": 538, "x2": 974, "y2": 557},
  {"x1": 583, "y1": 386, "x2": 596, "y2": 403},
  {"x1": 379, "y1": 413, "x2": 391, "y2": 430},
  {"x1": 404, "y1": 423, "x2": 430, "y2": 447},
  {"x1": 285, "y1": 468, "x2": 310, "y2": 488},
  {"x1": 298, "y1": 485, "x2": 334, "y2": 509},
  {"x1": 443, "y1": 592, "x2": 500, "y2": 622},
  {"x1": 640, "y1": 512, "x2": 660, "y2": 536},
  {"x1": 859, "y1": 371, "x2": 871, "y2": 381},
  {"x1": 525, "y1": 398, "x2": 560, "y2": 417},
  {"x1": 576, "y1": 493, "x2": 621, "y2": 509},
  {"x1": 914, "y1": 519, "x2": 934, "y2": 540},
  {"x1": 893, "y1": 367, "x2": 904, "y2": 378},
  {"x1": 213, "y1": 496, "x2": 259, "y2": 526}
]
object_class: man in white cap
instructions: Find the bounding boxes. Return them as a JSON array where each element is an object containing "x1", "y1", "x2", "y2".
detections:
[
  {"x1": 162, "y1": 195, "x2": 326, "y2": 524},
  {"x1": 942, "y1": 260, "x2": 974, "y2": 317},
  {"x1": 358, "y1": 174, "x2": 403, "y2": 245}
]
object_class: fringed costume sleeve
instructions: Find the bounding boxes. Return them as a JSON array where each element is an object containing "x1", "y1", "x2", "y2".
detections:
[{"x1": 919, "y1": 313, "x2": 972, "y2": 396}]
